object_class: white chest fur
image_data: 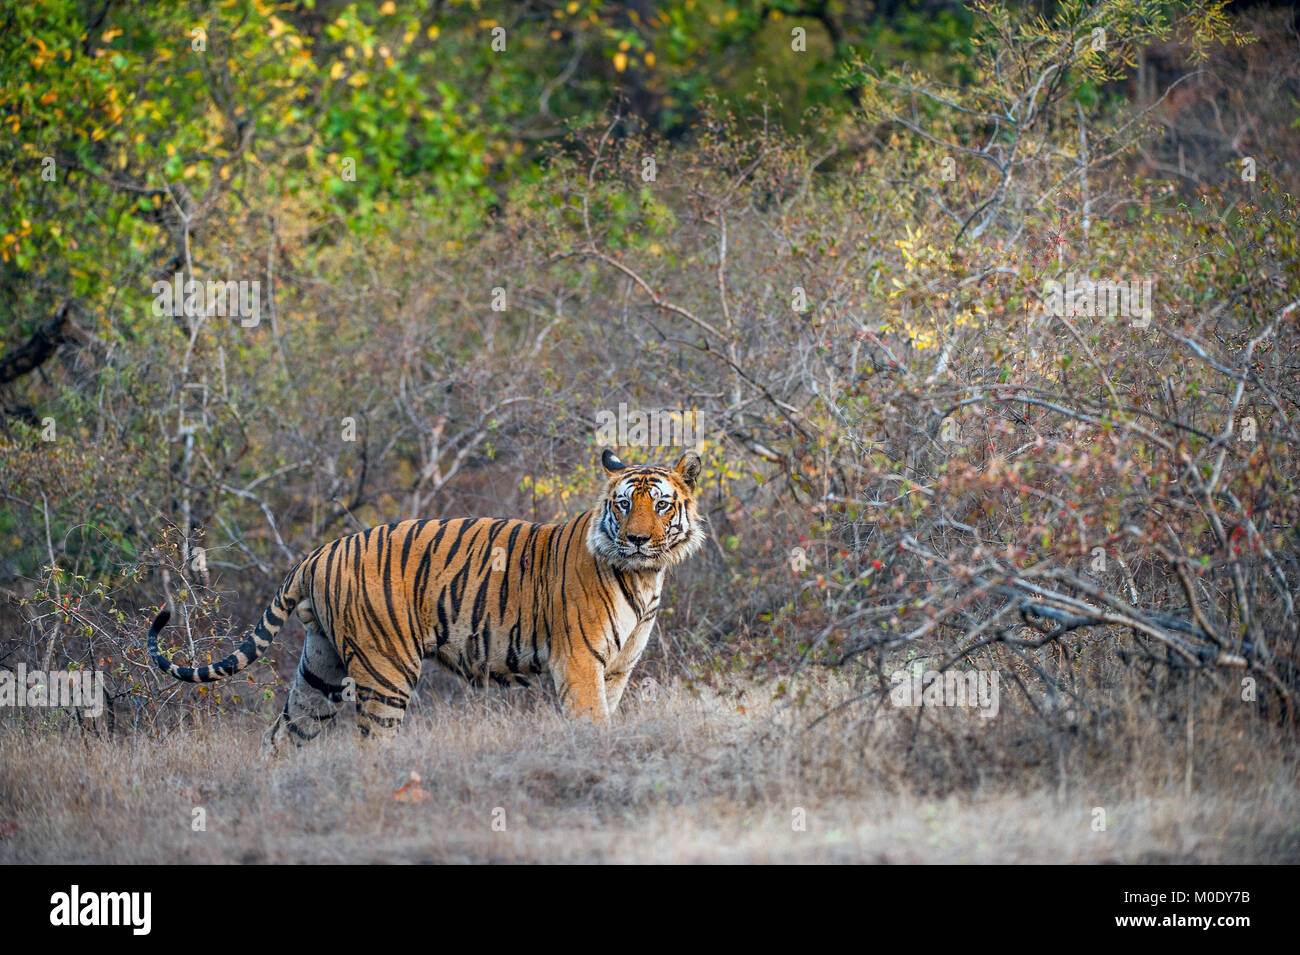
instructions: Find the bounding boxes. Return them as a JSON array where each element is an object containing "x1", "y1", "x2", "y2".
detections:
[{"x1": 605, "y1": 568, "x2": 664, "y2": 668}]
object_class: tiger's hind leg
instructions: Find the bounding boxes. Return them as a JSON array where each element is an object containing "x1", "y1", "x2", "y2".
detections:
[
  {"x1": 354, "y1": 680, "x2": 415, "y2": 741},
  {"x1": 351, "y1": 650, "x2": 420, "y2": 741},
  {"x1": 261, "y1": 610, "x2": 348, "y2": 756}
]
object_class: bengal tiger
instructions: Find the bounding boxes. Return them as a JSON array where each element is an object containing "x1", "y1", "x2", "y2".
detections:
[{"x1": 147, "y1": 449, "x2": 704, "y2": 752}]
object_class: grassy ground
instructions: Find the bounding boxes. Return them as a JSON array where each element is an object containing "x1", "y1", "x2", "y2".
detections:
[{"x1": 2, "y1": 675, "x2": 1296, "y2": 864}]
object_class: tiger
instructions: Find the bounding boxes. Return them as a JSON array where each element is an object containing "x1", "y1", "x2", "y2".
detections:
[{"x1": 147, "y1": 449, "x2": 704, "y2": 752}]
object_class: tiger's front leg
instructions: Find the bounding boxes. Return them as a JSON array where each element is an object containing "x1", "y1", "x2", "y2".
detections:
[
  {"x1": 603, "y1": 669, "x2": 633, "y2": 716},
  {"x1": 603, "y1": 616, "x2": 657, "y2": 717},
  {"x1": 550, "y1": 640, "x2": 608, "y2": 724}
]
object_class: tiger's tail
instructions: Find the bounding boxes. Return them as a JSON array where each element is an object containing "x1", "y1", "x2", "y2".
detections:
[{"x1": 148, "y1": 561, "x2": 306, "y2": 683}]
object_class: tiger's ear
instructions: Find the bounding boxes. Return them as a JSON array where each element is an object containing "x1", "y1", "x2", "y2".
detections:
[
  {"x1": 674, "y1": 451, "x2": 701, "y2": 490},
  {"x1": 602, "y1": 449, "x2": 627, "y2": 477}
]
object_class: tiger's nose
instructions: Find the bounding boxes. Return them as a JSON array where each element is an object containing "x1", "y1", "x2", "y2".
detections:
[{"x1": 626, "y1": 533, "x2": 650, "y2": 546}]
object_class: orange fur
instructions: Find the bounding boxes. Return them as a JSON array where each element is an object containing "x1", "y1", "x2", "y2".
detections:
[{"x1": 147, "y1": 450, "x2": 704, "y2": 751}]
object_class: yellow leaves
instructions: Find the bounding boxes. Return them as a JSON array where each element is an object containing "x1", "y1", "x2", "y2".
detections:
[
  {"x1": 100, "y1": 29, "x2": 123, "y2": 44},
  {"x1": 478, "y1": 20, "x2": 499, "y2": 29},
  {"x1": 0, "y1": 222, "x2": 32, "y2": 263},
  {"x1": 27, "y1": 37, "x2": 58, "y2": 70},
  {"x1": 182, "y1": 164, "x2": 198, "y2": 179},
  {"x1": 645, "y1": 52, "x2": 656, "y2": 68},
  {"x1": 892, "y1": 226, "x2": 940, "y2": 277},
  {"x1": 39, "y1": 91, "x2": 57, "y2": 106},
  {"x1": 954, "y1": 303, "x2": 985, "y2": 329},
  {"x1": 329, "y1": 60, "x2": 346, "y2": 80},
  {"x1": 5, "y1": 115, "x2": 17, "y2": 134},
  {"x1": 267, "y1": 16, "x2": 287, "y2": 38},
  {"x1": 426, "y1": 25, "x2": 440, "y2": 41},
  {"x1": 378, "y1": 1, "x2": 397, "y2": 14},
  {"x1": 346, "y1": 72, "x2": 367, "y2": 88},
  {"x1": 566, "y1": 1, "x2": 579, "y2": 13},
  {"x1": 613, "y1": 52, "x2": 628, "y2": 72},
  {"x1": 906, "y1": 324, "x2": 938, "y2": 350}
]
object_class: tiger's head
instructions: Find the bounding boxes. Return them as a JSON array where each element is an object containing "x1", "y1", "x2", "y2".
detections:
[{"x1": 587, "y1": 448, "x2": 706, "y2": 572}]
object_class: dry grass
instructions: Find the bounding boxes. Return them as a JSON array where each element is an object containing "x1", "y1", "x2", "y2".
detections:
[{"x1": 1, "y1": 673, "x2": 1296, "y2": 864}]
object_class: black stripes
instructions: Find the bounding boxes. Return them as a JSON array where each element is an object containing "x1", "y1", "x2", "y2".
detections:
[
  {"x1": 149, "y1": 609, "x2": 170, "y2": 637},
  {"x1": 145, "y1": 610, "x2": 172, "y2": 674},
  {"x1": 147, "y1": 559, "x2": 304, "y2": 684},
  {"x1": 298, "y1": 660, "x2": 347, "y2": 701},
  {"x1": 157, "y1": 496, "x2": 691, "y2": 744},
  {"x1": 287, "y1": 719, "x2": 318, "y2": 741}
]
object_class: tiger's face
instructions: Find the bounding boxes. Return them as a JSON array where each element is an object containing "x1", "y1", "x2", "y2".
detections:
[{"x1": 587, "y1": 449, "x2": 706, "y2": 572}]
